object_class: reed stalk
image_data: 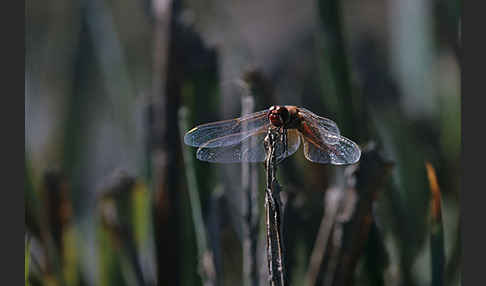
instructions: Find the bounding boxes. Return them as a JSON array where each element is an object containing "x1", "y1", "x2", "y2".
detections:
[{"x1": 264, "y1": 128, "x2": 287, "y2": 286}]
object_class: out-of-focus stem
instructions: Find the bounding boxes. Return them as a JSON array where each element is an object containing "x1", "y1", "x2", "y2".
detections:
[
  {"x1": 179, "y1": 107, "x2": 216, "y2": 286},
  {"x1": 425, "y1": 162, "x2": 445, "y2": 286},
  {"x1": 305, "y1": 187, "x2": 342, "y2": 286},
  {"x1": 331, "y1": 144, "x2": 393, "y2": 286},
  {"x1": 25, "y1": 234, "x2": 31, "y2": 286},
  {"x1": 150, "y1": 0, "x2": 180, "y2": 284},
  {"x1": 241, "y1": 86, "x2": 260, "y2": 286}
]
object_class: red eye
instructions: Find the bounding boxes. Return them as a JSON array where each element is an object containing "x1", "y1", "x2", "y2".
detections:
[{"x1": 269, "y1": 112, "x2": 284, "y2": 127}]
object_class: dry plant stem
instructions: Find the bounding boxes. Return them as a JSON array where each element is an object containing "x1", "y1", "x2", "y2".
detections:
[
  {"x1": 323, "y1": 226, "x2": 343, "y2": 286},
  {"x1": 38, "y1": 172, "x2": 68, "y2": 286},
  {"x1": 151, "y1": 0, "x2": 171, "y2": 209},
  {"x1": 331, "y1": 145, "x2": 393, "y2": 286},
  {"x1": 242, "y1": 94, "x2": 260, "y2": 286},
  {"x1": 98, "y1": 172, "x2": 148, "y2": 286},
  {"x1": 264, "y1": 129, "x2": 286, "y2": 286},
  {"x1": 151, "y1": 0, "x2": 182, "y2": 284},
  {"x1": 207, "y1": 186, "x2": 225, "y2": 285},
  {"x1": 305, "y1": 187, "x2": 342, "y2": 286}
]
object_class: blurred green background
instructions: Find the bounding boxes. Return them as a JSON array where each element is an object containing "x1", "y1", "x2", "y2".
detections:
[{"x1": 25, "y1": 0, "x2": 461, "y2": 285}]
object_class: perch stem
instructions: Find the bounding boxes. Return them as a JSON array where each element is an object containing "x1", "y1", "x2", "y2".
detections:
[{"x1": 264, "y1": 129, "x2": 286, "y2": 286}]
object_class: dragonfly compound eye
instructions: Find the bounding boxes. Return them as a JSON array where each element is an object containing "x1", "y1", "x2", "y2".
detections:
[{"x1": 269, "y1": 106, "x2": 290, "y2": 127}]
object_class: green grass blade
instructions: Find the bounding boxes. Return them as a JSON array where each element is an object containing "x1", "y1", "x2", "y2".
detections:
[{"x1": 178, "y1": 106, "x2": 216, "y2": 285}]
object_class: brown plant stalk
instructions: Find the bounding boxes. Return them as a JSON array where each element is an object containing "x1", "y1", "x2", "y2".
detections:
[{"x1": 264, "y1": 128, "x2": 287, "y2": 286}]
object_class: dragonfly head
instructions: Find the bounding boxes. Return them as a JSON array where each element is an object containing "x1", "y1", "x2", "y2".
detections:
[{"x1": 268, "y1": 105, "x2": 290, "y2": 127}]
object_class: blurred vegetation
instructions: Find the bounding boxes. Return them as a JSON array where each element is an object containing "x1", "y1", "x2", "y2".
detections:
[{"x1": 25, "y1": 0, "x2": 461, "y2": 285}]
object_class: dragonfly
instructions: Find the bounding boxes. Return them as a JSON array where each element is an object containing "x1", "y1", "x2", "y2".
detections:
[{"x1": 184, "y1": 105, "x2": 361, "y2": 165}]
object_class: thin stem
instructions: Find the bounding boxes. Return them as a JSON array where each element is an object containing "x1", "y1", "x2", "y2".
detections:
[
  {"x1": 264, "y1": 129, "x2": 287, "y2": 286},
  {"x1": 241, "y1": 93, "x2": 260, "y2": 286},
  {"x1": 425, "y1": 162, "x2": 445, "y2": 286},
  {"x1": 305, "y1": 187, "x2": 342, "y2": 286},
  {"x1": 330, "y1": 144, "x2": 393, "y2": 286},
  {"x1": 179, "y1": 107, "x2": 216, "y2": 286},
  {"x1": 150, "y1": 0, "x2": 179, "y2": 284},
  {"x1": 25, "y1": 234, "x2": 31, "y2": 286}
]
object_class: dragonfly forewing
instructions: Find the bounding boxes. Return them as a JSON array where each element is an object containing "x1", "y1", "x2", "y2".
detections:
[
  {"x1": 184, "y1": 109, "x2": 269, "y2": 147},
  {"x1": 196, "y1": 128, "x2": 301, "y2": 163}
]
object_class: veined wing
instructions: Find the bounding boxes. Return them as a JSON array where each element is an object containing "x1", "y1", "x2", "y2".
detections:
[
  {"x1": 298, "y1": 107, "x2": 341, "y2": 144},
  {"x1": 184, "y1": 109, "x2": 269, "y2": 147},
  {"x1": 196, "y1": 129, "x2": 301, "y2": 163},
  {"x1": 301, "y1": 132, "x2": 361, "y2": 165}
]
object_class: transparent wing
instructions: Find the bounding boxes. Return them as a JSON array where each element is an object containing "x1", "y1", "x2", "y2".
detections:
[
  {"x1": 184, "y1": 109, "x2": 269, "y2": 147},
  {"x1": 298, "y1": 107, "x2": 341, "y2": 144},
  {"x1": 302, "y1": 133, "x2": 361, "y2": 165},
  {"x1": 276, "y1": 129, "x2": 301, "y2": 161},
  {"x1": 196, "y1": 129, "x2": 301, "y2": 163}
]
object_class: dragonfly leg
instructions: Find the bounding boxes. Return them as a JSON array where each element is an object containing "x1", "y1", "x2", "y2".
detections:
[
  {"x1": 274, "y1": 127, "x2": 288, "y2": 165},
  {"x1": 283, "y1": 128, "x2": 288, "y2": 157},
  {"x1": 264, "y1": 133, "x2": 271, "y2": 170}
]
